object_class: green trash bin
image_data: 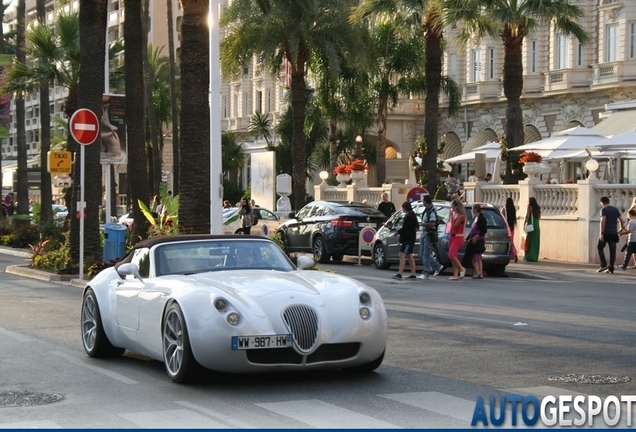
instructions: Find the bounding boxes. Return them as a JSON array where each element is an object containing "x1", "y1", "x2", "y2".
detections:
[{"x1": 103, "y1": 223, "x2": 127, "y2": 261}]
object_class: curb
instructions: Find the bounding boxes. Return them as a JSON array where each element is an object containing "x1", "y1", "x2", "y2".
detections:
[
  {"x1": 0, "y1": 248, "x2": 32, "y2": 258},
  {"x1": 6, "y1": 264, "x2": 86, "y2": 287}
]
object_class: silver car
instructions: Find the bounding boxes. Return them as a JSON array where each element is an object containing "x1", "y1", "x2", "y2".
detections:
[{"x1": 373, "y1": 202, "x2": 512, "y2": 277}]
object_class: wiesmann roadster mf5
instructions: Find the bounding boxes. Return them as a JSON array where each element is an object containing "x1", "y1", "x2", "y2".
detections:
[{"x1": 80, "y1": 235, "x2": 388, "y2": 382}]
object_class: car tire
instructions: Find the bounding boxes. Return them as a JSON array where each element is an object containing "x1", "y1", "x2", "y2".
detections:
[
  {"x1": 234, "y1": 229, "x2": 244, "y2": 235},
  {"x1": 162, "y1": 302, "x2": 201, "y2": 383},
  {"x1": 312, "y1": 235, "x2": 331, "y2": 263},
  {"x1": 486, "y1": 264, "x2": 507, "y2": 277},
  {"x1": 331, "y1": 254, "x2": 344, "y2": 262},
  {"x1": 345, "y1": 350, "x2": 385, "y2": 372},
  {"x1": 81, "y1": 288, "x2": 125, "y2": 358},
  {"x1": 373, "y1": 243, "x2": 391, "y2": 270}
]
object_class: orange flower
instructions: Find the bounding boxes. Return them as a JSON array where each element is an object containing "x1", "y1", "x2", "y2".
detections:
[
  {"x1": 333, "y1": 163, "x2": 352, "y2": 175},
  {"x1": 348, "y1": 160, "x2": 368, "y2": 172},
  {"x1": 518, "y1": 151, "x2": 543, "y2": 164}
]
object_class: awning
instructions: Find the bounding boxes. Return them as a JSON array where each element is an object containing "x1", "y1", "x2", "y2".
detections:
[
  {"x1": 592, "y1": 111, "x2": 636, "y2": 135},
  {"x1": 463, "y1": 129, "x2": 498, "y2": 152}
]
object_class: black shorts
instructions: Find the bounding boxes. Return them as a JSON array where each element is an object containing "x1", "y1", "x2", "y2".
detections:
[{"x1": 400, "y1": 240, "x2": 415, "y2": 254}]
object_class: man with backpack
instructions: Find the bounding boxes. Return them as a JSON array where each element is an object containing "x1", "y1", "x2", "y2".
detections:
[{"x1": 418, "y1": 195, "x2": 444, "y2": 279}]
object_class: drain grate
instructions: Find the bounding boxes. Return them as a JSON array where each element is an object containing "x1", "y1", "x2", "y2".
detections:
[
  {"x1": 548, "y1": 374, "x2": 631, "y2": 384},
  {"x1": 0, "y1": 391, "x2": 63, "y2": 407}
]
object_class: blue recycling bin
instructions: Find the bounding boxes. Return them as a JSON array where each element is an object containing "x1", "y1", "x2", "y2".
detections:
[{"x1": 103, "y1": 222, "x2": 128, "y2": 262}]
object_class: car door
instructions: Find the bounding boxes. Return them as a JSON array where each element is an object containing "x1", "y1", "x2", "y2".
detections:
[
  {"x1": 385, "y1": 209, "x2": 405, "y2": 261},
  {"x1": 285, "y1": 203, "x2": 314, "y2": 250},
  {"x1": 115, "y1": 247, "x2": 149, "y2": 331}
]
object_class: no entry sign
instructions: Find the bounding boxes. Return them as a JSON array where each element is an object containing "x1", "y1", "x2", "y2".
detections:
[{"x1": 69, "y1": 109, "x2": 99, "y2": 145}]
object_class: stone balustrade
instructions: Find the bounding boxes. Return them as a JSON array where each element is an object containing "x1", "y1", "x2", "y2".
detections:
[{"x1": 534, "y1": 184, "x2": 579, "y2": 216}]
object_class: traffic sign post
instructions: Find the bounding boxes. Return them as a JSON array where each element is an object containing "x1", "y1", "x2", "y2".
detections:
[
  {"x1": 357, "y1": 227, "x2": 376, "y2": 266},
  {"x1": 68, "y1": 108, "x2": 99, "y2": 281},
  {"x1": 47, "y1": 151, "x2": 72, "y2": 175},
  {"x1": 406, "y1": 186, "x2": 429, "y2": 203}
]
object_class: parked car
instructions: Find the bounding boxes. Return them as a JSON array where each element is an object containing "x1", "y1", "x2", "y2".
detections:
[
  {"x1": 373, "y1": 201, "x2": 511, "y2": 277},
  {"x1": 277, "y1": 200, "x2": 388, "y2": 263},
  {"x1": 52, "y1": 204, "x2": 68, "y2": 220},
  {"x1": 80, "y1": 235, "x2": 387, "y2": 382},
  {"x1": 223, "y1": 207, "x2": 283, "y2": 235}
]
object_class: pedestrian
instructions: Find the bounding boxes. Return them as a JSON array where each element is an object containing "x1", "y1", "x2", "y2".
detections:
[
  {"x1": 251, "y1": 199, "x2": 259, "y2": 208},
  {"x1": 625, "y1": 197, "x2": 636, "y2": 268},
  {"x1": 501, "y1": 197, "x2": 518, "y2": 262},
  {"x1": 485, "y1": 173, "x2": 492, "y2": 182},
  {"x1": 523, "y1": 197, "x2": 541, "y2": 262},
  {"x1": 223, "y1": 200, "x2": 232, "y2": 209},
  {"x1": 467, "y1": 170, "x2": 478, "y2": 182},
  {"x1": 617, "y1": 209, "x2": 636, "y2": 271},
  {"x1": 238, "y1": 198, "x2": 252, "y2": 235},
  {"x1": 418, "y1": 195, "x2": 443, "y2": 280},
  {"x1": 446, "y1": 198, "x2": 467, "y2": 280},
  {"x1": 444, "y1": 173, "x2": 460, "y2": 196},
  {"x1": 377, "y1": 192, "x2": 396, "y2": 218},
  {"x1": 392, "y1": 201, "x2": 418, "y2": 280},
  {"x1": 596, "y1": 196, "x2": 624, "y2": 273},
  {"x1": 6, "y1": 199, "x2": 15, "y2": 216},
  {"x1": 467, "y1": 204, "x2": 487, "y2": 279},
  {"x1": 156, "y1": 197, "x2": 165, "y2": 216}
]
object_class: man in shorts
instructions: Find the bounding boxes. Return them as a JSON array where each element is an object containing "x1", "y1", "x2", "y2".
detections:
[{"x1": 393, "y1": 201, "x2": 418, "y2": 280}]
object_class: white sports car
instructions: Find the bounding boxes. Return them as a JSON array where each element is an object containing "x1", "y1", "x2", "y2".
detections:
[{"x1": 81, "y1": 235, "x2": 388, "y2": 383}]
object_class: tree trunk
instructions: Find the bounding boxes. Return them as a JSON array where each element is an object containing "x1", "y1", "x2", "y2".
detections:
[
  {"x1": 124, "y1": 0, "x2": 151, "y2": 238},
  {"x1": 503, "y1": 34, "x2": 525, "y2": 184},
  {"x1": 290, "y1": 53, "x2": 308, "y2": 211},
  {"x1": 329, "y1": 120, "x2": 337, "y2": 174},
  {"x1": 37, "y1": 0, "x2": 52, "y2": 224},
  {"x1": 376, "y1": 92, "x2": 388, "y2": 186},
  {"x1": 167, "y1": 0, "x2": 180, "y2": 196},
  {"x1": 15, "y1": 0, "x2": 27, "y2": 215},
  {"x1": 142, "y1": 0, "x2": 161, "y2": 196},
  {"x1": 71, "y1": 0, "x2": 108, "y2": 269},
  {"x1": 178, "y1": 0, "x2": 210, "y2": 233},
  {"x1": 423, "y1": 25, "x2": 443, "y2": 193}
]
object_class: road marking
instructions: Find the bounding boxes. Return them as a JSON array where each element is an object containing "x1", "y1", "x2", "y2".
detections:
[
  {"x1": 0, "y1": 420, "x2": 61, "y2": 428},
  {"x1": 0, "y1": 327, "x2": 33, "y2": 342},
  {"x1": 256, "y1": 399, "x2": 398, "y2": 428},
  {"x1": 175, "y1": 401, "x2": 255, "y2": 428},
  {"x1": 51, "y1": 351, "x2": 138, "y2": 385},
  {"x1": 380, "y1": 391, "x2": 474, "y2": 424},
  {"x1": 119, "y1": 409, "x2": 227, "y2": 428}
]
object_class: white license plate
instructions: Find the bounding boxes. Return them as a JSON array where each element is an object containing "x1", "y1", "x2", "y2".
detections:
[
  {"x1": 359, "y1": 222, "x2": 375, "y2": 228},
  {"x1": 231, "y1": 334, "x2": 293, "y2": 350},
  {"x1": 485, "y1": 243, "x2": 494, "y2": 252}
]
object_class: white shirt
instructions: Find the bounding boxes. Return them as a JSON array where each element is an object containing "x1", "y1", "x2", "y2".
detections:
[{"x1": 627, "y1": 219, "x2": 636, "y2": 243}]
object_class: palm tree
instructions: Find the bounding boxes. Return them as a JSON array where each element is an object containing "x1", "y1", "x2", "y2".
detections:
[
  {"x1": 442, "y1": 0, "x2": 589, "y2": 181},
  {"x1": 248, "y1": 111, "x2": 273, "y2": 146},
  {"x1": 221, "y1": 131, "x2": 246, "y2": 176},
  {"x1": 124, "y1": 0, "x2": 151, "y2": 238},
  {"x1": 221, "y1": 0, "x2": 364, "y2": 211},
  {"x1": 179, "y1": 0, "x2": 210, "y2": 233},
  {"x1": 71, "y1": 0, "x2": 108, "y2": 268},
  {"x1": 353, "y1": 0, "x2": 455, "y2": 190},
  {"x1": 0, "y1": 1, "x2": 10, "y2": 195},
  {"x1": 36, "y1": 0, "x2": 51, "y2": 224},
  {"x1": 165, "y1": 0, "x2": 180, "y2": 197},
  {"x1": 15, "y1": 0, "x2": 26, "y2": 216}
]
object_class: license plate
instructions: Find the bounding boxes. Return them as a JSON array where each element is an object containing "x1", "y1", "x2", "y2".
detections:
[
  {"x1": 359, "y1": 222, "x2": 375, "y2": 228},
  {"x1": 231, "y1": 334, "x2": 293, "y2": 350},
  {"x1": 485, "y1": 243, "x2": 494, "y2": 252}
]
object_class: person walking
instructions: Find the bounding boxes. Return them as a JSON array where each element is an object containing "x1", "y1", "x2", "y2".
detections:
[
  {"x1": 468, "y1": 204, "x2": 487, "y2": 279},
  {"x1": 597, "y1": 196, "x2": 624, "y2": 273},
  {"x1": 617, "y1": 209, "x2": 636, "y2": 271},
  {"x1": 238, "y1": 198, "x2": 253, "y2": 235},
  {"x1": 625, "y1": 197, "x2": 636, "y2": 268},
  {"x1": 501, "y1": 197, "x2": 518, "y2": 262},
  {"x1": 392, "y1": 201, "x2": 418, "y2": 280},
  {"x1": 418, "y1": 195, "x2": 443, "y2": 279},
  {"x1": 377, "y1": 192, "x2": 396, "y2": 218},
  {"x1": 446, "y1": 199, "x2": 467, "y2": 280},
  {"x1": 523, "y1": 197, "x2": 541, "y2": 262}
]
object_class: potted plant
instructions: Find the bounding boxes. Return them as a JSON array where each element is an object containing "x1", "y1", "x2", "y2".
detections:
[
  {"x1": 519, "y1": 151, "x2": 543, "y2": 178},
  {"x1": 499, "y1": 134, "x2": 508, "y2": 161},
  {"x1": 348, "y1": 159, "x2": 368, "y2": 173},
  {"x1": 438, "y1": 135, "x2": 446, "y2": 155},
  {"x1": 333, "y1": 163, "x2": 352, "y2": 186},
  {"x1": 414, "y1": 136, "x2": 428, "y2": 156}
]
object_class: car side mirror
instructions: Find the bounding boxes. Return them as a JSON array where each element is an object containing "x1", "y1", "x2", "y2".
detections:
[
  {"x1": 288, "y1": 212, "x2": 296, "y2": 219},
  {"x1": 117, "y1": 263, "x2": 143, "y2": 281}
]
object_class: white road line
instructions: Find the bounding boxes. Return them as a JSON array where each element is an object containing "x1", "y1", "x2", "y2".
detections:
[
  {"x1": 0, "y1": 420, "x2": 61, "y2": 428},
  {"x1": 0, "y1": 327, "x2": 33, "y2": 342},
  {"x1": 256, "y1": 399, "x2": 399, "y2": 428},
  {"x1": 380, "y1": 391, "x2": 475, "y2": 424},
  {"x1": 175, "y1": 401, "x2": 255, "y2": 428},
  {"x1": 51, "y1": 351, "x2": 138, "y2": 385},
  {"x1": 119, "y1": 409, "x2": 227, "y2": 428}
]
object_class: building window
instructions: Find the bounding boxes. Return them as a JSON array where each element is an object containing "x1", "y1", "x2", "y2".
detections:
[
  {"x1": 488, "y1": 47, "x2": 495, "y2": 80},
  {"x1": 606, "y1": 23, "x2": 618, "y2": 62},
  {"x1": 256, "y1": 90, "x2": 263, "y2": 114},
  {"x1": 556, "y1": 33, "x2": 568, "y2": 69},
  {"x1": 222, "y1": 96, "x2": 228, "y2": 119},
  {"x1": 531, "y1": 40, "x2": 537, "y2": 73},
  {"x1": 266, "y1": 89, "x2": 271, "y2": 113},
  {"x1": 243, "y1": 93, "x2": 249, "y2": 116},
  {"x1": 449, "y1": 53, "x2": 458, "y2": 82},
  {"x1": 577, "y1": 40, "x2": 583, "y2": 67},
  {"x1": 630, "y1": 22, "x2": 636, "y2": 59},
  {"x1": 233, "y1": 93, "x2": 238, "y2": 117},
  {"x1": 471, "y1": 49, "x2": 482, "y2": 82}
]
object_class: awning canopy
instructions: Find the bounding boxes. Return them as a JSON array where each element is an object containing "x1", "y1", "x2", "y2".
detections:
[{"x1": 592, "y1": 111, "x2": 636, "y2": 135}]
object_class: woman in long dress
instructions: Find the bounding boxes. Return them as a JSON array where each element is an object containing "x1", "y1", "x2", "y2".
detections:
[
  {"x1": 501, "y1": 197, "x2": 518, "y2": 262},
  {"x1": 523, "y1": 197, "x2": 541, "y2": 262}
]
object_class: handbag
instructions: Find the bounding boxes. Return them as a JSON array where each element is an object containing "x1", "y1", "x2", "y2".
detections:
[{"x1": 524, "y1": 213, "x2": 534, "y2": 233}]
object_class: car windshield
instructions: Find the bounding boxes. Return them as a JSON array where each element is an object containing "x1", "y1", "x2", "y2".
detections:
[
  {"x1": 154, "y1": 239, "x2": 295, "y2": 276},
  {"x1": 334, "y1": 204, "x2": 385, "y2": 217}
]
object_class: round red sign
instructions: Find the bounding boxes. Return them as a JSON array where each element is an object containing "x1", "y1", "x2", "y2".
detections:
[
  {"x1": 406, "y1": 186, "x2": 429, "y2": 202},
  {"x1": 69, "y1": 109, "x2": 99, "y2": 146}
]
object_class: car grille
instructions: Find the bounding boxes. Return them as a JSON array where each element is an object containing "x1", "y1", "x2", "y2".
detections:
[
  {"x1": 245, "y1": 343, "x2": 360, "y2": 365},
  {"x1": 282, "y1": 304, "x2": 319, "y2": 352}
]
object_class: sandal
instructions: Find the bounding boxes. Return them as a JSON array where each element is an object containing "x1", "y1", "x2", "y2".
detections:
[
  {"x1": 478, "y1": 274, "x2": 484, "y2": 279},
  {"x1": 472, "y1": 274, "x2": 480, "y2": 279},
  {"x1": 448, "y1": 276, "x2": 459, "y2": 281}
]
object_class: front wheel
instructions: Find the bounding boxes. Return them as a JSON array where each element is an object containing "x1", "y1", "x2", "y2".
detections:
[
  {"x1": 373, "y1": 243, "x2": 391, "y2": 270},
  {"x1": 331, "y1": 254, "x2": 344, "y2": 262},
  {"x1": 81, "y1": 288, "x2": 125, "y2": 358},
  {"x1": 163, "y1": 303, "x2": 201, "y2": 383},
  {"x1": 312, "y1": 235, "x2": 331, "y2": 263}
]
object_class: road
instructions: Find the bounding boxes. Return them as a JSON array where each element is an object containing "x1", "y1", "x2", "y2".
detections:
[{"x1": 0, "y1": 252, "x2": 635, "y2": 428}]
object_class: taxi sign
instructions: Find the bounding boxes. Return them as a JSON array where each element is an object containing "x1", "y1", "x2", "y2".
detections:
[{"x1": 47, "y1": 151, "x2": 72, "y2": 174}]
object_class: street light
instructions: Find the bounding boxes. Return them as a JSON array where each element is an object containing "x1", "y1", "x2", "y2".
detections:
[
  {"x1": 319, "y1": 170, "x2": 329, "y2": 185},
  {"x1": 585, "y1": 158, "x2": 599, "y2": 179},
  {"x1": 354, "y1": 135, "x2": 363, "y2": 159}
]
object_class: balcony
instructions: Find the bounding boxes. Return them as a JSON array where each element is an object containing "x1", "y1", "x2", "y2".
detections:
[
  {"x1": 542, "y1": 68, "x2": 592, "y2": 93},
  {"x1": 461, "y1": 81, "x2": 502, "y2": 102}
]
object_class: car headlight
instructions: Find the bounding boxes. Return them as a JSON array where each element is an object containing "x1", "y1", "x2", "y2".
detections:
[
  {"x1": 359, "y1": 292, "x2": 371, "y2": 305},
  {"x1": 214, "y1": 298, "x2": 227, "y2": 311},
  {"x1": 359, "y1": 307, "x2": 370, "y2": 320},
  {"x1": 227, "y1": 312, "x2": 239, "y2": 326}
]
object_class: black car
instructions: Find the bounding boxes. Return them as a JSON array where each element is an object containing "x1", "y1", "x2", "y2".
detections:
[
  {"x1": 278, "y1": 200, "x2": 388, "y2": 263},
  {"x1": 373, "y1": 201, "x2": 512, "y2": 276}
]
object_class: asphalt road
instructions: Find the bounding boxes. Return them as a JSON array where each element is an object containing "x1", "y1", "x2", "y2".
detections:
[{"x1": 0, "y1": 252, "x2": 635, "y2": 428}]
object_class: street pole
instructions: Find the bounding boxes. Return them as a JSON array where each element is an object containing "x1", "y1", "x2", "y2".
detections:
[{"x1": 210, "y1": 0, "x2": 223, "y2": 234}]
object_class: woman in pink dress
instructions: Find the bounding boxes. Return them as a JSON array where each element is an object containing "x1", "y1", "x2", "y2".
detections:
[{"x1": 447, "y1": 199, "x2": 467, "y2": 280}]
